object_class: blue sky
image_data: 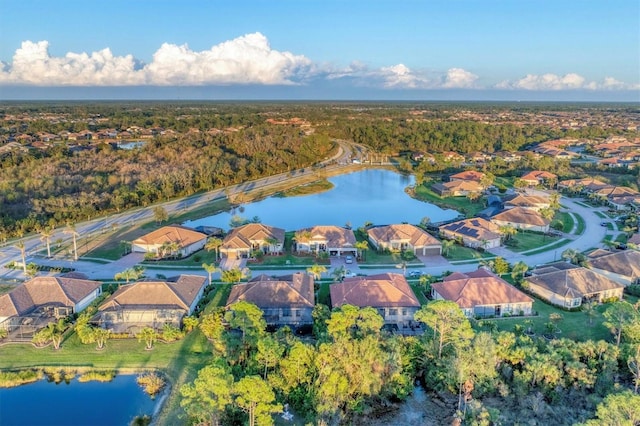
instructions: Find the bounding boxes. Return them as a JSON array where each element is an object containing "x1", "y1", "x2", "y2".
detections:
[{"x1": 0, "y1": 0, "x2": 638, "y2": 100}]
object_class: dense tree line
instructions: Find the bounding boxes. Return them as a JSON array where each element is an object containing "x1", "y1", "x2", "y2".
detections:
[{"x1": 183, "y1": 300, "x2": 640, "y2": 425}]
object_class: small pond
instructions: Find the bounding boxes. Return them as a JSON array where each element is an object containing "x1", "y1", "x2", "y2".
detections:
[
  {"x1": 0, "y1": 375, "x2": 156, "y2": 426},
  {"x1": 184, "y1": 169, "x2": 460, "y2": 231}
]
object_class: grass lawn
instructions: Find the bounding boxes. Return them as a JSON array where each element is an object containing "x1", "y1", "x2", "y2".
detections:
[
  {"x1": 594, "y1": 211, "x2": 608, "y2": 219},
  {"x1": 521, "y1": 239, "x2": 570, "y2": 256},
  {"x1": 412, "y1": 183, "x2": 484, "y2": 217},
  {"x1": 143, "y1": 250, "x2": 219, "y2": 267},
  {"x1": 317, "y1": 282, "x2": 331, "y2": 306},
  {"x1": 555, "y1": 211, "x2": 574, "y2": 234},
  {"x1": 444, "y1": 245, "x2": 493, "y2": 261},
  {"x1": 409, "y1": 284, "x2": 429, "y2": 305},
  {"x1": 508, "y1": 231, "x2": 560, "y2": 253},
  {"x1": 252, "y1": 254, "x2": 325, "y2": 267},
  {"x1": 575, "y1": 213, "x2": 586, "y2": 235},
  {"x1": 359, "y1": 250, "x2": 422, "y2": 266},
  {"x1": 487, "y1": 299, "x2": 611, "y2": 342},
  {"x1": 274, "y1": 179, "x2": 334, "y2": 197}
]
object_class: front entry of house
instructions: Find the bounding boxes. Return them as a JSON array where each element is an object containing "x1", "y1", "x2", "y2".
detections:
[{"x1": 494, "y1": 305, "x2": 501, "y2": 317}]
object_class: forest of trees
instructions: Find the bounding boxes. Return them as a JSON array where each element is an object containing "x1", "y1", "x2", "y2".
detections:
[{"x1": 182, "y1": 300, "x2": 640, "y2": 425}]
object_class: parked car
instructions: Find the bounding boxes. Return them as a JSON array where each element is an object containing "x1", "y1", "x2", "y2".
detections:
[
  {"x1": 408, "y1": 271, "x2": 422, "y2": 277},
  {"x1": 343, "y1": 270, "x2": 357, "y2": 278},
  {"x1": 345, "y1": 255, "x2": 353, "y2": 264},
  {"x1": 600, "y1": 222, "x2": 608, "y2": 226}
]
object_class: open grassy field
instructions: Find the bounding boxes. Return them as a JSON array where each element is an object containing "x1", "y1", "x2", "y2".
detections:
[
  {"x1": 274, "y1": 179, "x2": 334, "y2": 197},
  {"x1": 412, "y1": 183, "x2": 485, "y2": 218},
  {"x1": 508, "y1": 231, "x2": 560, "y2": 252},
  {"x1": 445, "y1": 244, "x2": 493, "y2": 261}
]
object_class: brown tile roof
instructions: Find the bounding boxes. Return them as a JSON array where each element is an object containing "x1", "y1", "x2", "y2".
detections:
[
  {"x1": 433, "y1": 268, "x2": 532, "y2": 308},
  {"x1": 558, "y1": 178, "x2": 609, "y2": 190},
  {"x1": 222, "y1": 223, "x2": 285, "y2": 250},
  {"x1": 593, "y1": 186, "x2": 639, "y2": 197},
  {"x1": 587, "y1": 250, "x2": 640, "y2": 278},
  {"x1": 435, "y1": 180, "x2": 483, "y2": 192},
  {"x1": 492, "y1": 207, "x2": 550, "y2": 227},
  {"x1": 0, "y1": 277, "x2": 102, "y2": 318},
  {"x1": 526, "y1": 267, "x2": 624, "y2": 298},
  {"x1": 300, "y1": 225, "x2": 356, "y2": 247},
  {"x1": 521, "y1": 170, "x2": 557, "y2": 182},
  {"x1": 98, "y1": 275, "x2": 206, "y2": 312},
  {"x1": 628, "y1": 233, "x2": 640, "y2": 245},
  {"x1": 450, "y1": 170, "x2": 485, "y2": 182},
  {"x1": 226, "y1": 273, "x2": 314, "y2": 309},
  {"x1": 330, "y1": 273, "x2": 420, "y2": 308},
  {"x1": 133, "y1": 225, "x2": 206, "y2": 248},
  {"x1": 504, "y1": 194, "x2": 550, "y2": 208},
  {"x1": 439, "y1": 218, "x2": 501, "y2": 241},
  {"x1": 368, "y1": 224, "x2": 440, "y2": 247}
]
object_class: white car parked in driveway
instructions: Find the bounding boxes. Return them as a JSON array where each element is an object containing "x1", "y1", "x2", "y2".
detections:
[{"x1": 345, "y1": 255, "x2": 353, "y2": 264}]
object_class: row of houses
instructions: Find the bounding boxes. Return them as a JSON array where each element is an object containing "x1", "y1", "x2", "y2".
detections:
[
  {"x1": 2, "y1": 248, "x2": 638, "y2": 337},
  {"x1": 557, "y1": 177, "x2": 640, "y2": 211}
]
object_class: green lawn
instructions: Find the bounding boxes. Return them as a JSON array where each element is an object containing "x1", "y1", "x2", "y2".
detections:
[
  {"x1": 521, "y1": 239, "x2": 570, "y2": 256},
  {"x1": 594, "y1": 211, "x2": 608, "y2": 219},
  {"x1": 555, "y1": 211, "x2": 574, "y2": 233},
  {"x1": 317, "y1": 282, "x2": 331, "y2": 306},
  {"x1": 487, "y1": 299, "x2": 611, "y2": 342},
  {"x1": 445, "y1": 245, "x2": 493, "y2": 261},
  {"x1": 575, "y1": 213, "x2": 586, "y2": 235},
  {"x1": 409, "y1": 284, "x2": 429, "y2": 305},
  {"x1": 359, "y1": 250, "x2": 422, "y2": 266},
  {"x1": 508, "y1": 231, "x2": 560, "y2": 253},
  {"x1": 144, "y1": 250, "x2": 219, "y2": 267}
]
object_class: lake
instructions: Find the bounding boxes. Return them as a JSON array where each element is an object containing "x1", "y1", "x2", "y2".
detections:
[
  {"x1": 184, "y1": 169, "x2": 460, "y2": 231},
  {"x1": 0, "y1": 375, "x2": 156, "y2": 426}
]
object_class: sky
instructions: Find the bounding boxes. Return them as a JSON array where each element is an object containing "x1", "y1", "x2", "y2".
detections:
[{"x1": 0, "y1": 0, "x2": 639, "y2": 101}]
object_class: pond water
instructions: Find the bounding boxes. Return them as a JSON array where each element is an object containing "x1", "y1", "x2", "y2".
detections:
[
  {"x1": 0, "y1": 375, "x2": 156, "y2": 426},
  {"x1": 184, "y1": 169, "x2": 460, "y2": 231}
]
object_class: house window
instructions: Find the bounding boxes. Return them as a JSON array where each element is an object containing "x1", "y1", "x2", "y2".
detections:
[
  {"x1": 572, "y1": 299, "x2": 581, "y2": 307},
  {"x1": 294, "y1": 310, "x2": 301, "y2": 318},
  {"x1": 282, "y1": 308, "x2": 292, "y2": 317},
  {"x1": 389, "y1": 309, "x2": 398, "y2": 316},
  {"x1": 378, "y1": 308, "x2": 386, "y2": 318},
  {"x1": 401, "y1": 309, "x2": 407, "y2": 316}
]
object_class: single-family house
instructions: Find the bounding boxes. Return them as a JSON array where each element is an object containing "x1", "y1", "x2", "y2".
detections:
[
  {"x1": 449, "y1": 170, "x2": 486, "y2": 183},
  {"x1": 220, "y1": 223, "x2": 285, "y2": 259},
  {"x1": 431, "y1": 268, "x2": 533, "y2": 318},
  {"x1": 439, "y1": 218, "x2": 502, "y2": 249},
  {"x1": 294, "y1": 225, "x2": 357, "y2": 257},
  {"x1": 557, "y1": 178, "x2": 609, "y2": 193},
  {"x1": 520, "y1": 170, "x2": 558, "y2": 187},
  {"x1": 586, "y1": 249, "x2": 640, "y2": 286},
  {"x1": 503, "y1": 194, "x2": 551, "y2": 211},
  {"x1": 132, "y1": 225, "x2": 207, "y2": 258},
  {"x1": 431, "y1": 180, "x2": 484, "y2": 197},
  {"x1": 628, "y1": 233, "x2": 640, "y2": 246},
  {"x1": 329, "y1": 273, "x2": 420, "y2": 328},
  {"x1": 225, "y1": 273, "x2": 315, "y2": 328},
  {"x1": 491, "y1": 207, "x2": 551, "y2": 233},
  {"x1": 0, "y1": 275, "x2": 102, "y2": 333},
  {"x1": 367, "y1": 224, "x2": 442, "y2": 256},
  {"x1": 94, "y1": 275, "x2": 207, "y2": 333},
  {"x1": 525, "y1": 265, "x2": 624, "y2": 308}
]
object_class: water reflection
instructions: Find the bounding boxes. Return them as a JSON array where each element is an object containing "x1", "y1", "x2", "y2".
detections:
[{"x1": 185, "y1": 169, "x2": 459, "y2": 231}]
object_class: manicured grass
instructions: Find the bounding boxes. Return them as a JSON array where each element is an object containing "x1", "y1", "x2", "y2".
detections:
[
  {"x1": 574, "y1": 213, "x2": 586, "y2": 235},
  {"x1": 555, "y1": 211, "x2": 574, "y2": 233},
  {"x1": 0, "y1": 285, "x2": 15, "y2": 295},
  {"x1": 409, "y1": 284, "x2": 429, "y2": 305},
  {"x1": 508, "y1": 231, "x2": 560, "y2": 253},
  {"x1": 488, "y1": 299, "x2": 611, "y2": 342},
  {"x1": 522, "y1": 239, "x2": 570, "y2": 256},
  {"x1": 595, "y1": 211, "x2": 608, "y2": 219},
  {"x1": 444, "y1": 245, "x2": 493, "y2": 261},
  {"x1": 574, "y1": 201, "x2": 592, "y2": 208},
  {"x1": 360, "y1": 250, "x2": 421, "y2": 266},
  {"x1": 253, "y1": 254, "x2": 324, "y2": 267},
  {"x1": 143, "y1": 250, "x2": 219, "y2": 267},
  {"x1": 317, "y1": 282, "x2": 331, "y2": 306},
  {"x1": 412, "y1": 183, "x2": 483, "y2": 217}
]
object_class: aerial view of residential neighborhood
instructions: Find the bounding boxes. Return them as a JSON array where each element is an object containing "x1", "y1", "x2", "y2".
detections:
[{"x1": 0, "y1": 1, "x2": 639, "y2": 426}]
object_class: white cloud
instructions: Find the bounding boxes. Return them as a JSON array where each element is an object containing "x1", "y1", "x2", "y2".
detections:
[
  {"x1": 442, "y1": 68, "x2": 479, "y2": 88},
  {"x1": 496, "y1": 73, "x2": 638, "y2": 91},
  {"x1": 0, "y1": 34, "x2": 312, "y2": 86}
]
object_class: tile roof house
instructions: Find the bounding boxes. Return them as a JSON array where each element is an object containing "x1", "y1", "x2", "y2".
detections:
[
  {"x1": 95, "y1": 275, "x2": 207, "y2": 333},
  {"x1": 226, "y1": 273, "x2": 315, "y2": 328},
  {"x1": 586, "y1": 250, "x2": 640, "y2": 286},
  {"x1": 294, "y1": 225, "x2": 357, "y2": 257},
  {"x1": 503, "y1": 194, "x2": 551, "y2": 211},
  {"x1": 220, "y1": 223, "x2": 285, "y2": 259},
  {"x1": 0, "y1": 275, "x2": 102, "y2": 333},
  {"x1": 557, "y1": 178, "x2": 609, "y2": 193},
  {"x1": 491, "y1": 207, "x2": 551, "y2": 233},
  {"x1": 330, "y1": 273, "x2": 420, "y2": 328},
  {"x1": 431, "y1": 268, "x2": 533, "y2": 318},
  {"x1": 132, "y1": 225, "x2": 207, "y2": 258},
  {"x1": 449, "y1": 170, "x2": 486, "y2": 183},
  {"x1": 367, "y1": 224, "x2": 442, "y2": 256},
  {"x1": 520, "y1": 170, "x2": 558, "y2": 187},
  {"x1": 628, "y1": 233, "x2": 640, "y2": 246},
  {"x1": 431, "y1": 180, "x2": 484, "y2": 197},
  {"x1": 525, "y1": 265, "x2": 624, "y2": 308},
  {"x1": 439, "y1": 218, "x2": 502, "y2": 249}
]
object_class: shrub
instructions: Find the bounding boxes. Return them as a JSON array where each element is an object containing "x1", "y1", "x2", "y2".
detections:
[
  {"x1": 625, "y1": 285, "x2": 640, "y2": 297},
  {"x1": 78, "y1": 370, "x2": 116, "y2": 383},
  {"x1": 0, "y1": 370, "x2": 43, "y2": 388},
  {"x1": 137, "y1": 372, "x2": 165, "y2": 398}
]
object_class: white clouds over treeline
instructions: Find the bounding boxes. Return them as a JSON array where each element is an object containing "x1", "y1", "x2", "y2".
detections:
[{"x1": 0, "y1": 33, "x2": 637, "y2": 92}]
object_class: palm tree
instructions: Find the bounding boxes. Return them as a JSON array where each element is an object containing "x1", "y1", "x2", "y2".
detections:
[
  {"x1": 264, "y1": 237, "x2": 279, "y2": 255},
  {"x1": 441, "y1": 239, "x2": 456, "y2": 257},
  {"x1": 332, "y1": 265, "x2": 346, "y2": 282},
  {"x1": 355, "y1": 240, "x2": 369, "y2": 261},
  {"x1": 15, "y1": 241, "x2": 27, "y2": 275},
  {"x1": 306, "y1": 264, "x2": 327, "y2": 280},
  {"x1": 205, "y1": 237, "x2": 223, "y2": 260},
  {"x1": 511, "y1": 261, "x2": 529, "y2": 282},
  {"x1": 202, "y1": 262, "x2": 219, "y2": 284},
  {"x1": 499, "y1": 225, "x2": 517, "y2": 242},
  {"x1": 137, "y1": 327, "x2": 158, "y2": 350},
  {"x1": 166, "y1": 241, "x2": 181, "y2": 258},
  {"x1": 293, "y1": 230, "x2": 312, "y2": 252},
  {"x1": 64, "y1": 223, "x2": 79, "y2": 261},
  {"x1": 40, "y1": 227, "x2": 53, "y2": 258},
  {"x1": 114, "y1": 266, "x2": 145, "y2": 283},
  {"x1": 395, "y1": 260, "x2": 408, "y2": 276},
  {"x1": 120, "y1": 240, "x2": 132, "y2": 255},
  {"x1": 93, "y1": 327, "x2": 111, "y2": 350}
]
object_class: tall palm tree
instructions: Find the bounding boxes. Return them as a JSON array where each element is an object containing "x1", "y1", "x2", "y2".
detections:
[
  {"x1": 499, "y1": 225, "x2": 518, "y2": 242},
  {"x1": 306, "y1": 264, "x2": 327, "y2": 280},
  {"x1": 114, "y1": 266, "x2": 145, "y2": 283},
  {"x1": 64, "y1": 223, "x2": 79, "y2": 261},
  {"x1": 293, "y1": 230, "x2": 312, "y2": 252},
  {"x1": 395, "y1": 260, "x2": 408, "y2": 276},
  {"x1": 15, "y1": 241, "x2": 27, "y2": 275},
  {"x1": 355, "y1": 240, "x2": 369, "y2": 261},
  {"x1": 511, "y1": 261, "x2": 529, "y2": 282},
  {"x1": 205, "y1": 237, "x2": 223, "y2": 260},
  {"x1": 332, "y1": 265, "x2": 346, "y2": 282},
  {"x1": 40, "y1": 227, "x2": 53, "y2": 258},
  {"x1": 441, "y1": 239, "x2": 456, "y2": 257},
  {"x1": 264, "y1": 237, "x2": 279, "y2": 254},
  {"x1": 202, "y1": 263, "x2": 220, "y2": 285}
]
